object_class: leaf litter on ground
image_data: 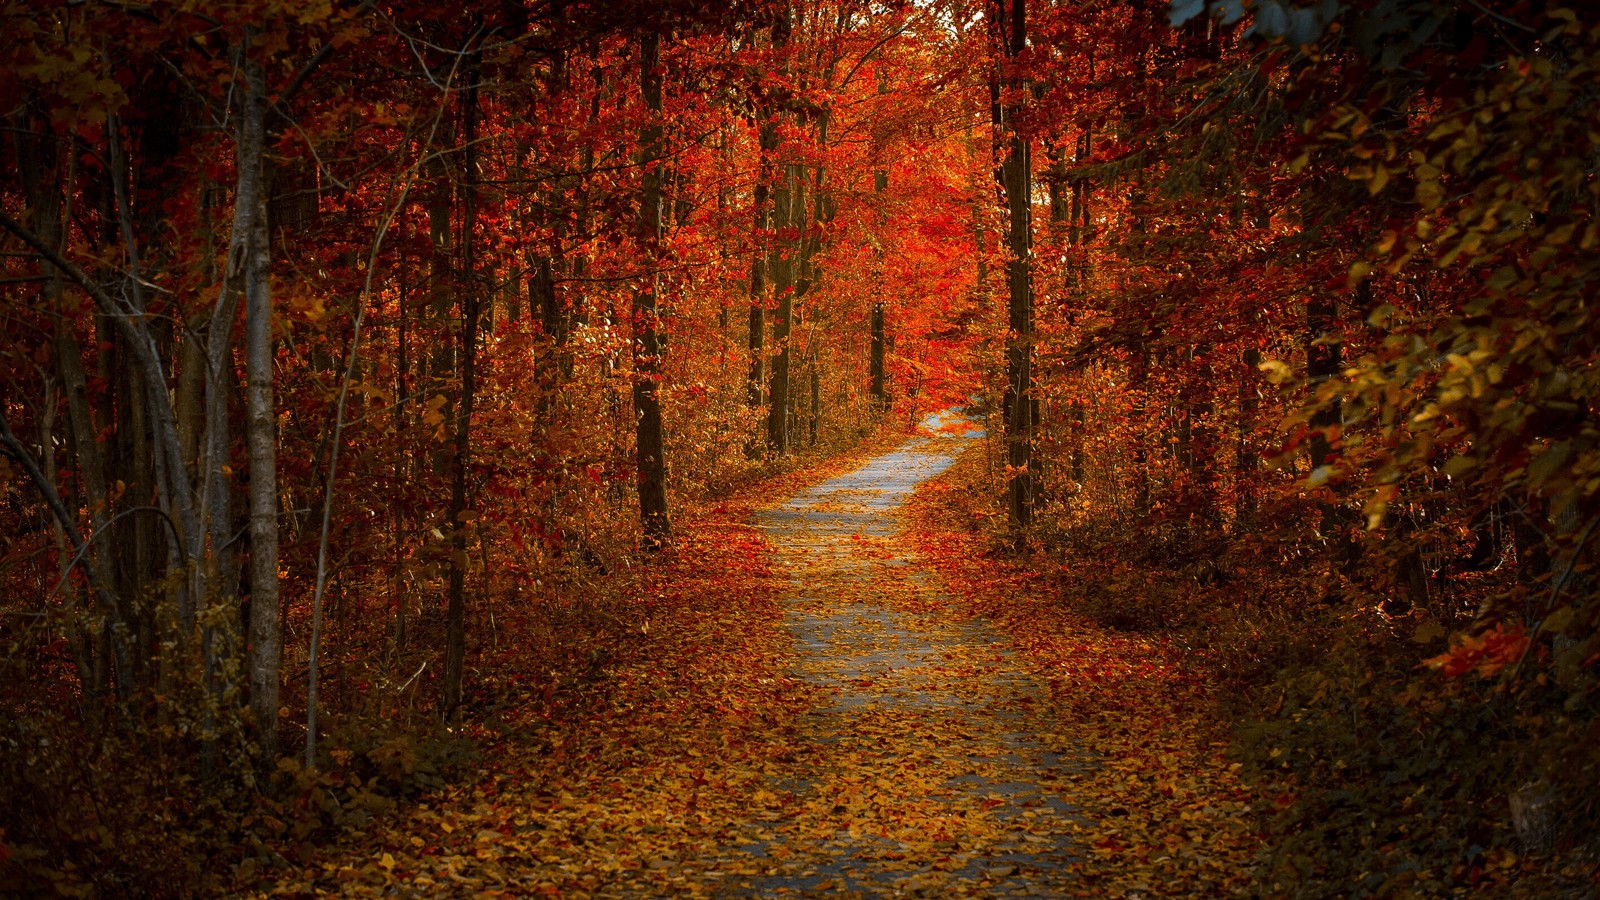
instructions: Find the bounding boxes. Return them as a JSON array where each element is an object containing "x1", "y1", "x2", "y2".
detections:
[{"x1": 253, "y1": 419, "x2": 1264, "y2": 897}]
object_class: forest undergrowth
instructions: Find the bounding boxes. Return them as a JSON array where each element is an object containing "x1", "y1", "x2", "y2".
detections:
[
  {"x1": 0, "y1": 422, "x2": 908, "y2": 898},
  {"x1": 228, "y1": 419, "x2": 944, "y2": 897},
  {"x1": 912, "y1": 444, "x2": 1599, "y2": 898},
  {"x1": 243, "y1": 493, "x2": 805, "y2": 896}
]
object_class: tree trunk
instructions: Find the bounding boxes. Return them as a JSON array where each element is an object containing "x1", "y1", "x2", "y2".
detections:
[
  {"x1": 1306, "y1": 293, "x2": 1341, "y2": 473},
  {"x1": 105, "y1": 117, "x2": 167, "y2": 664},
  {"x1": 746, "y1": 106, "x2": 778, "y2": 428},
  {"x1": 767, "y1": 159, "x2": 803, "y2": 455},
  {"x1": 1182, "y1": 347, "x2": 1218, "y2": 532},
  {"x1": 870, "y1": 73, "x2": 889, "y2": 412},
  {"x1": 810, "y1": 367, "x2": 820, "y2": 446},
  {"x1": 17, "y1": 119, "x2": 123, "y2": 706},
  {"x1": 993, "y1": 0, "x2": 1035, "y2": 533},
  {"x1": 1132, "y1": 341, "x2": 1151, "y2": 519},
  {"x1": 240, "y1": 46, "x2": 283, "y2": 764},
  {"x1": 1237, "y1": 345, "x2": 1261, "y2": 527},
  {"x1": 869, "y1": 300, "x2": 886, "y2": 410},
  {"x1": 789, "y1": 113, "x2": 831, "y2": 445},
  {"x1": 0, "y1": 140, "x2": 198, "y2": 711},
  {"x1": 1047, "y1": 128, "x2": 1087, "y2": 492},
  {"x1": 634, "y1": 31, "x2": 672, "y2": 546},
  {"x1": 443, "y1": 54, "x2": 483, "y2": 723}
]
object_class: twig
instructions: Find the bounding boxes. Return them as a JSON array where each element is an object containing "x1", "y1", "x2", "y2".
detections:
[{"x1": 397, "y1": 659, "x2": 429, "y2": 694}]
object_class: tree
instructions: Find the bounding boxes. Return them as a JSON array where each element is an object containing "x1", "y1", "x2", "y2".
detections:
[
  {"x1": 991, "y1": 0, "x2": 1035, "y2": 533},
  {"x1": 635, "y1": 29, "x2": 673, "y2": 546}
]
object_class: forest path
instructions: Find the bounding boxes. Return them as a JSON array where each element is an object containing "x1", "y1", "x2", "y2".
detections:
[
  {"x1": 720, "y1": 411, "x2": 1086, "y2": 896},
  {"x1": 267, "y1": 414, "x2": 1153, "y2": 899}
]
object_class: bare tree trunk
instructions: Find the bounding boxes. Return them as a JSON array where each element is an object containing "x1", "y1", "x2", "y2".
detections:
[
  {"x1": 1305, "y1": 288, "x2": 1363, "y2": 591},
  {"x1": 443, "y1": 53, "x2": 484, "y2": 723},
  {"x1": 869, "y1": 165, "x2": 886, "y2": 410},
  {"x1": 746, "y1": 105, "x2": 777, "y2": 429},
  {"x1": 767, "y1": 160, "x2": 804, "y2": 455},
  {"x1": 1046, "y1": 129, "x2": 1088, "y2": 492},
  {"x1": 0, "y1": 409, "x2": 122, "y2": 697},
  {"x1": 238, "y1": 46, "x2": 283, "y2": 765},
  {"x1": 869, "y1": 303, "x2": 886, "y2": 410},
  {"x1": 992, "y1": 0, "x2": 1035, "y2": 534},
  {"x1": 106, "y1": 117, "x2": 171, "y2": 660},
  {"x1": 1132, "y1": 342, "x2": 1152, "y2": 519},
  {"x1": 870, "y1": 72, "x2": 889, "y2": 413},
  {"x1": 810, "y1": 367, "x2": 820, "y2": 446},
  {"x1": 1181, "y1": 347, "x2": 1218, "y2": 533},
  {"x1": 966, "y1": 123, "x2": 990, "y2": 310},
  {"x1": 1237, "y1": 345, "x2": 1261, "y2": 527},
  {"x1": 16, "y1": 120, "x2": 121, "y2": 706},
  {"x1": 789, "y1": 110, "x2": 831, "y2": 446},
  {"x1": 426, "y1": 115, "x2": 456, "y2": 476},
  {"x1": 1306, "y1": 293, "x2": 1341, "y2": 474},
  {"x1": 634, "y1": 32, "x2": 672, "y2": 546},
  {"x1": 0, "y1": 224, "x2": 197, "y2": 562}
]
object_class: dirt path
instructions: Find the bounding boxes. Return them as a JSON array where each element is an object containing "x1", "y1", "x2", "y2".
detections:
[{"x1": 721, "y1": 414, "x2": 1087, "y2": 896}]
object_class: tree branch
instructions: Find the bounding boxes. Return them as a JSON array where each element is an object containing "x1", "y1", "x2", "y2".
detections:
[{"x1": 0, "y1": 207, "x2": 129, "y2": 321}]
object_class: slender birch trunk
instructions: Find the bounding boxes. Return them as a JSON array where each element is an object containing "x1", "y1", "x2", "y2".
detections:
[{"x1": 239, "y1": 45, "x2": 282, "y2": 764}]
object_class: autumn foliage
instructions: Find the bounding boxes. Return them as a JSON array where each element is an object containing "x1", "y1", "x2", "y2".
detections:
[{"x1": 2, "y1": 0, "x2": 1599, "y2": 894}]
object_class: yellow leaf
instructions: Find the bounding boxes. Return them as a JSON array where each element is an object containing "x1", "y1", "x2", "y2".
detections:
[
  {"x1": 1540, "y1": 606, "x2": 1576, "y2": 635},
  {"x1": 1417, "y1": 180, "x2": 1445, "y2": 209},
  {"x1": 1411, "y1": 622, "x2": 1445, "y2": 644},
  {"x1": 1368, "y1": 164, "x2": 1390, "y2": 196},
  {"x1": 1257, "y1": 359, "x2": 1292, "y2": 384}
]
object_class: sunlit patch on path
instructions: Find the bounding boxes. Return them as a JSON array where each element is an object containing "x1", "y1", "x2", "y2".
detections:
[{"x1": 726, "y1": 411, "x2": 1087, "y2": 897}]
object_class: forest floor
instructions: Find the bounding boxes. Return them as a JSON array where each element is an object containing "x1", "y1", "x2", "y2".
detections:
[{"x1": 257, "y1": 414, "x2": 1261, "y2": 898}]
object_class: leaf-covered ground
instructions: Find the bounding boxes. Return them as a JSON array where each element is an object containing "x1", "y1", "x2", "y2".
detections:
[
  {"x1": 723, "y1": 418, "x2": 1083, "y2": 896},
  {"x1": 903, "y1": 441, "x2": 1265, "y2": 897},
  {"x1": 256, "y1": 418, "x2": 1263, "y2": 897}
]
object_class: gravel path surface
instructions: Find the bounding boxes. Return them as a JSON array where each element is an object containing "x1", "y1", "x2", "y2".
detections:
[{"x1": 727, "y1": 415, "x2": 1087, "y2": 897}]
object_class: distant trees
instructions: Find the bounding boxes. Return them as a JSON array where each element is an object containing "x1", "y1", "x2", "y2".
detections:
[{"x1": 0, "y1": 0, "x2": 981, "y2": 805}]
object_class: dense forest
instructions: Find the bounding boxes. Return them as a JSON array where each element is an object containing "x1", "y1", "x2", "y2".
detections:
[{"x1": 2, "y1": 0, "x2": 1597, "y2": 895}]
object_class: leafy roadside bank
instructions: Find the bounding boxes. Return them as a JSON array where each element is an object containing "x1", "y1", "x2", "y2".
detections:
[
  {"x1": 249, "y1": 501, "x2": 808, "y2": 896},
  {"x1": 908, "y1": 443, "x2": 1600, "y2": 897}
]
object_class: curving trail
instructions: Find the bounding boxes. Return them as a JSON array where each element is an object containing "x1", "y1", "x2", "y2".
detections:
[
  {"x1": 722, "y1": 412, "x2": 1087, "y2": 897},
  {"x1": 263, "y1": 413, "x2": 1120, "y2": 899}
]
